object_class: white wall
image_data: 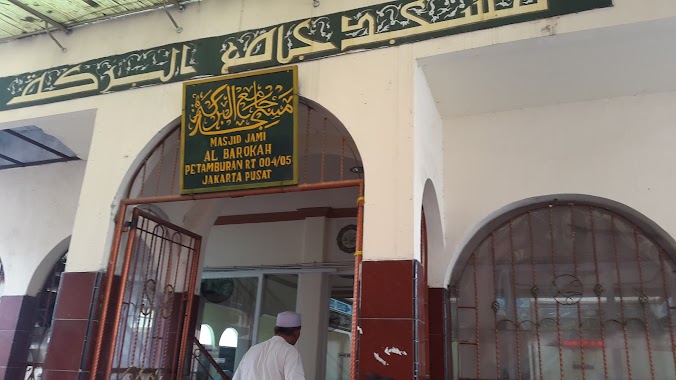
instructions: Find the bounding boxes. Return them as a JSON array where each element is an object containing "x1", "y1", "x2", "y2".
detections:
[
  {"x1": 0, "y1": 160, "x2": 86, "y2": 295},
  {"x1": 441, "y1": 90, "x2": 676, "y2": 285},
  {"x1": 413, "y1": 65, "x2": 446, "y2": 285},
  {"x1": 205, "y1": 221, "x2": 305, "y2": 268},
  {"x1": 325, "y1": 218, "x2": 361, "y2": 263},
  {"x1": 307, "y1": 46, "x2": 415, "y2": 262},
  {"x1": 204, "y1": 217, "x2": 356, "y2": 268},
  {"x1": 0, "y1": 0, "x2": 417, "y2": 271},
  {"x1": 0, "y1": 44, "x2": 415, "y2": 273},
  {"x1": 1, "y1": 0, "x2": 675, "y2": 277}
]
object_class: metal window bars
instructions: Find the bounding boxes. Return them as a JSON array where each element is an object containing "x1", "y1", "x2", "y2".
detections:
[{"x1": 451, "y1": 204, "x2": 676, "y2": 380}]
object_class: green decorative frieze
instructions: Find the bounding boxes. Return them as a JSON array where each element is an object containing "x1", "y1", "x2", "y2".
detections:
[{"x1": 0, "y1": 0, "x2": 612, "y2": 112}]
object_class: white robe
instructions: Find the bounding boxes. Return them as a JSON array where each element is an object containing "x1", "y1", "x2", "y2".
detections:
[{"x1": 232, "y1": 336, "x2": 305, "y2": 380}]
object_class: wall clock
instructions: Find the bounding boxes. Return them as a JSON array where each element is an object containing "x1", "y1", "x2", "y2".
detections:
[
  {"x1": 337, "y1": 224, "x2": 357, "y2": 254},
  {"x1": 200, "y1": 278, "x2": 235, "y2": 304}
]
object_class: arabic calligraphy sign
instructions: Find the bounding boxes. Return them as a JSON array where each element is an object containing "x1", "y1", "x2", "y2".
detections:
[
  {"x1": 180, "y1": 66, "x2": 298, "y2": 194},
  {"x1": 0, "y1": 0, "x2": 612, "y2": 112}
]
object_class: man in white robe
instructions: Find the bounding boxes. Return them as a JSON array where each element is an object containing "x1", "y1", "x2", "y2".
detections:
[{"x1": 232, "y1": 311, "x2": 305, "y2": 380}]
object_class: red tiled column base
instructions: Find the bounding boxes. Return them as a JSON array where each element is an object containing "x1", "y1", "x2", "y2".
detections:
[
  {"x1": 0, "y1": 295, "x2": 38, "y2": 379},
  {"x1": 416, "y1": 261, "x2": 429, "y2": 380},
  {"x1": 42, "y1": 271, "x2": 101, "y2": 380},
  {"x1": 428, "y1": 288, "x2": 450, "y2": 379},
  {"x1": 358, "y1": 260, "x2": 417, "y2": 379}
]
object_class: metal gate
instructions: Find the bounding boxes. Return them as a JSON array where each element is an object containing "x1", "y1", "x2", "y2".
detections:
[
  {"x1": 450, "y1": 203, "x2": 676, "y2": 380},
  {"x1": 93, "y1": 208, "x2": 202, "y2": 380}
]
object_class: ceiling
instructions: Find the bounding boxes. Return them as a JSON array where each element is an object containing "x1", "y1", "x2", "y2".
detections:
[
  {"x1": 0, "y1": 0, "x2": 194, "y2": 43},
  {"x1": 0, "y1": 125, "x2": 79, "y2": 169},
  {"x1": 0, "y1": 109, "x2": 96, "y2": 160},
  {"x1": 421, "y1": 16, "x2": 676, "y2": 119}
]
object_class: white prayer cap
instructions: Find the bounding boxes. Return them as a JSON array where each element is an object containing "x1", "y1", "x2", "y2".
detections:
[{"x1": 276, "y1": 311, "x2": 302, "y2": 328}]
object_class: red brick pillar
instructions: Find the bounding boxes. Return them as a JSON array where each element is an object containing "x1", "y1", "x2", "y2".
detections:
[
  {"x1": 42, "y1": 272, "x2": 101, "y2": 380},
  {"x1": 0, "y1": 295, "x2": 38, "y2": 379},
  {"x1": 416, "y1": 261, "x2": 430, "y2": 380},
  {"x1": 428, "y1": 287, "x2": 451, "y2": 379},
  {"x1": 358, "y1": 260, "x2": 429, "y2": 379}
]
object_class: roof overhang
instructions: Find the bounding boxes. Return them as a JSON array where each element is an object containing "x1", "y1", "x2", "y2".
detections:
[
  {"x1": 421, "y1": 16, "x2": 676, "y2": 119},
  {"x1": 0, "y1": 0, "x2": 196, "y2": 44}
]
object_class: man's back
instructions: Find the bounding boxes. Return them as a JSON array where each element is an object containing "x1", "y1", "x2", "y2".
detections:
[{"x1": 232, "y1": 336, "x2": 305, "y2": 380}]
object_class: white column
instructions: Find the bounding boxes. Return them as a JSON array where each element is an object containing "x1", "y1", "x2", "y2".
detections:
[{"x1": 296, "y1": 216, "x2": 330, "y2": 380}]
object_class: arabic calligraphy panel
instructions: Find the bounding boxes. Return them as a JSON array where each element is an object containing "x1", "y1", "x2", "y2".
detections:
[
  {"x1": 180, "y1": 66, "x2": 299, "y2": 194},
  {"x1": 0, "y1": 0, "x2": 613, "y2": 112}
]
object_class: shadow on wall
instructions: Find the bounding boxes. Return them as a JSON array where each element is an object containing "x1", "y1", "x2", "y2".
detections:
[{"x1": 0, "y1": 257, "x2": 4, "y2": 296}]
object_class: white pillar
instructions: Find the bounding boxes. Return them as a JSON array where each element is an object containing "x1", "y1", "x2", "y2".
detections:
[{"x1": 296, "y1": 216, "x2": 330, "y2": 380}]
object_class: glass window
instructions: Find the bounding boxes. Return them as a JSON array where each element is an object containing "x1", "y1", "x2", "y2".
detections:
[
  {"x1": 220, "y1": 328, "x2": 238, "y2": 348},
  {"x1": 325, "y1": 273, "x2": 354, "y2": 380},
  {"x1": 197, "y1": 274, "x2": 299, "y2": 376},
  {"x1": 200, "y1": 277, "x2": 258, "y2": 376},
  {"x1": 257, "y1": 275, "x2": 298, "y2": 344},
  {"x1": 200, "y1": 324, "x2": 215, "y2": 347}
]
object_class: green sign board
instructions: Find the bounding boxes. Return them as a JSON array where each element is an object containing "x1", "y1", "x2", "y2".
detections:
[
  {"x1": 180, "y1": 66, "x2": 298, "y2": 194},
  {"x1": 0, "y1": 0, "x2": 613, "y2": 112}
]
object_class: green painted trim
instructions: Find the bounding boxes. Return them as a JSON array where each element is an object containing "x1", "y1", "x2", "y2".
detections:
[{"x1": 0, "y1": 0, "x2": 612, "y2": 112}]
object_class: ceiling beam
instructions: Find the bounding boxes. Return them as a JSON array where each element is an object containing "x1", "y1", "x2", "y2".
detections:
[
  {"x1": 3, "y1": 129, "x2": 72, "y2": 158},
  {"x1": 0, "y1": 152, "x2": 23, "y2": 166},
  {"x1": 8, "y1": 0, "x2": 70, "y2": 35},
  {"x1": 214, "y1": 208, "x2": 358, "y2": 225},
  {"x1": 173, "y1": 0, "x2": 185, "y2": 11},
  {"x1": 81, "y1": 0, "x2": 101, "y2": 7},
  {"x1": 0, "y1": 157, "x2": 79, "y2": 170}
]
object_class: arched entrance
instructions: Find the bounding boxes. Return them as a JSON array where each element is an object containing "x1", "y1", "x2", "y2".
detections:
[
  {"x1": 449, "y1": 196, "x2": 676, "y2": 380},
  {"x1": 90, "y1": 98, "x2": 365, "y2": 380}
]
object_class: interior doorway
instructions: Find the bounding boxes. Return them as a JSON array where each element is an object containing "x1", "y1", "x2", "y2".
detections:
[{"x1": 196, "y1": 270, "x2": 355, "y2": 379}]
